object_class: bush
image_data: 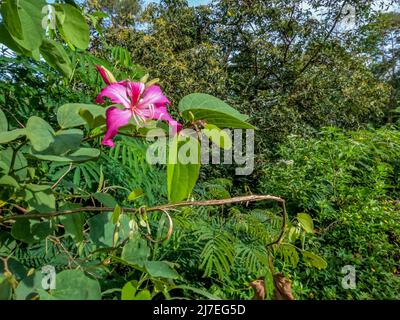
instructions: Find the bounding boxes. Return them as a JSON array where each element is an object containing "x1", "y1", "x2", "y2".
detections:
[{"x1": 259, "y1": 126, "x2": 400, "y2": 299}]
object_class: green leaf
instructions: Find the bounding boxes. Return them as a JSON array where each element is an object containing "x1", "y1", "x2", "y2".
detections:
[
  {"x1": 0, "y1": 0, "x2": 45, "y2": 52},
  {"x1": 128, "y1": 188, "x2": 144, "y2": 201},
  {"x1": 1, "y1": 0, "x2": 23, "y2": 40},
  {"x1": 0, "y1": 275, "x2": 12, "y2": 300},
  {"x1": 93, "y1": 192, "x2": 117, "y2": 207},
  {"x1": 297, "y1": 213, "x2": 314, "y2": 234},
  {"x1": 202, "y1": 124, "x2": 232, "y2": 150},
  {"x1": 11, "y1": 219, "x2": 55, "y2": 244},
  {"x1": 87, "y1": 212, "x2": 130, "y2": 248},
  {"x1": 39, "y1": 39, "x2": 73, "y2": 77},
  {"x1": 30, "y1": 129, "x2": 83, "y2": 159},
  {"x1": 79, "y1": 109, "x2": 106, "y2": 129},
  {"x1": 134, "y1": 289, "x2": 151, "y2": 300},
  {"x1": 0, "y1": 257, "x2": 27, "y2": 281},
  {"x1": 59, "y1": 211, "x2": 85, "y2": 243},
  {"x1": 120, "y1": 282, "x2": 151, "y2": 300},
  {"x1": 145, "y1": 261, "x2": 179, "y2": 279},
  {"x1": 31, "y1": 221, "x2": 55, "y2": 240},
  {"x1": 0, "y1": 148, "x2": 27, "y2": 181},
  {"x1": 88, "y1": 212, "x2": 115, "y2": 248},
  {"x1": 302, "y1": 251, "x2": 327, "y2": 270},
  {"x1": 30, "y1": 147, "x2": 100, "y2": 163},
  {"x1": 15, "y1": 272, "x2": 42, "y2": 300},
  {"x1": 49, "y1": 270, "x2": 101, "y2": 300},
  {"x1": 0, "y1": 175, "x2": 19, "y2": 188},
  {"x1": 57, "y1": 103, "x2": 105, "y2": 129},
  {"x1": 24, "y1": 184, "x2": 56, "y2": 213},
  {"x1": 0, "y1": 129, "x2": 26, "y2": 144},
  {"x1": 172, "y1": 285, "x2": 220, "y2": 300},
  {"x1": 121, "y1": 281, "x2": 137, "y2": 300},
  {"x1": 0, "y1": 232, "x2": 17, "y2": 256},
  {"x1": 11, "y1": 219, "x2": 35, "y2": 244},
  {"x1": 167, "y1": 134, "x2": 200, "y2": 203},
  {"x1": 26, "y1": 116, "x2": 55, "y2": 152},
  {"x1": 121, "y1": 235, "x2": 150, "y2": 268},
  {"x1": 0, "y1": 23, "x2": 31, "y2": 56},
  {"x1": 112, "y1": 204, "x2": 121, "y2": 224},
  {"x1": 52, "y1": 129, "x2": 83, "y2": 155},
  {"x1": 0, "y1": 109, "x2": 7, "y2": 132},
  {"x1": 55, "y1": 4, "x2": 90, "y2": 50},
  {"x1": 179, "y1": 93, "x2": 255, "y2": 129}
]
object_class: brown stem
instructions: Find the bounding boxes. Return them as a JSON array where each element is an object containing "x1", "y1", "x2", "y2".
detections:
[{"x1": 0, "y1": 195, "x2": 287, "y2": 246}]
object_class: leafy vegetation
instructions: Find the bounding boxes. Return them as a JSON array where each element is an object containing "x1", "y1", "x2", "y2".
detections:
[{"x1": 0, "y1": 0, "x2": 399, "y2": 300}]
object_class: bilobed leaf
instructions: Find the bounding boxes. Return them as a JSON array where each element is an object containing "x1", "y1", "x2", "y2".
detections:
[
  {"x1": 145, "y1": 261, "x2": 179, "y2": 279},
  {"x1": 26, "y1": 116, "x2": 55, "y2": 152},
  {"x1": 55, "y1": 4, "x2": 90, "y2": 50},
  {"x1": 1, "y1": 0, "x2": 45, "y2": 52},
  {"x1": 48, "y1": 269, "x2": 101, "y2": 300},
  {"x1": 51, "y1": 129, "x2": 83, "y2": 155},
  {"x1": 179, "y1": 93, "x2": 255, "y2": 129},
  {"x1": 121, "y1": 235, "x2": 150, "y2": 268},
  {"x1": 0, "y1": 109, "x2": 7, "y2": 132},
  {"x1": 39, "y1": 39, "x2": 73, "y2": 77},
  {"x1": 297, "y1": 213, "x2": 314, "y2": 234},
  {"x1": 121, "y1": 281, "x2": 137, "y2": 300},
  {"x1": 302, "y1": 251, "x2": 327, "y2": 270},
  {"x1": 57, "y1": 103, "x2": 105, "y2": 129},
  {"x1": 24, "y1": 184, "x2": 56, "y2": 213},
  {"x1": 167, "y1": 133, "x2": 200, "y2": 203}
]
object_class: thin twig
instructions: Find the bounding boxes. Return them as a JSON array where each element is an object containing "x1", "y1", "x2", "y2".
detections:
[
  {"x1": 51, "y1": 163, "x2": 74, "y2": 190},
  {"x1": 0, "y1": 195, "x2": 287, "y2": 246}
]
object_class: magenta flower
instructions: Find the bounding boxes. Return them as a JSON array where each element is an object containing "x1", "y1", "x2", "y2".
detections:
[{"x1": 95, "y1": 65, "x2": 182, "y2": 147}]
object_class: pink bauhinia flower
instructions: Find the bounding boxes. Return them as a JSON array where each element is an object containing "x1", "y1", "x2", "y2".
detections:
[{"x1": 95, "y1": 65, "x2": 182, "y2": 147}]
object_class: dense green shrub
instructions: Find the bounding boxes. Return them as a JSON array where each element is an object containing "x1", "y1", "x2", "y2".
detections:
[{"x1": 259, "y1": 127, "x2": 400, "y2": 299}]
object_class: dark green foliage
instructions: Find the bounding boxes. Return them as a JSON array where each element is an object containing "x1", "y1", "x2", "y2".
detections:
[{"x1": 259, "y1": 127, "x2": 400, "y2": 299}]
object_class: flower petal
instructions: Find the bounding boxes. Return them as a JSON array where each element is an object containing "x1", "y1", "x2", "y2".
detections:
[
  {"x1": 138, "y1": 84, "x2": 170, "y2": 108},
  {"x1": 96, "y1": 65, "x2": 117, "y2": 85},
  {"x1": 102, "y1": 106, "x2": 132, "y2": 147},
  {"x1": 127, "y1": 82, "x2": 145, "y2": 106},
  {"x1": 96, "y1": 83, "x2": 131, "y2": 109}
]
